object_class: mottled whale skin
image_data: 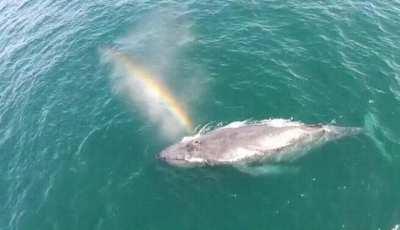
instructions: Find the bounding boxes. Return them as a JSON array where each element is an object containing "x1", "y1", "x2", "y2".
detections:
[{"x1": 158, "y1": 119, "x2": 362, "y2": 170}]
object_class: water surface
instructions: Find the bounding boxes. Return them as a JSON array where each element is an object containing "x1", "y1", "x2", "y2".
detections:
[{"x1": 1, "y1": 1, "x2": 399, "y2": 229}]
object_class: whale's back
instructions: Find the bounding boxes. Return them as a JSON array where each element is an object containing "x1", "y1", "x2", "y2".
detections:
[
  {"x1": 196, "y1": 123, "x2": 327, "y2": 164},
  {"x1": 158, "y1": 119, "x2": 362, "y2": 167}
]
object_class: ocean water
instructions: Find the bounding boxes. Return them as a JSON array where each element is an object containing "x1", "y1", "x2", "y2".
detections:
[{"x1": 1, "y1": 1, "x2": 400, "y2": 229}]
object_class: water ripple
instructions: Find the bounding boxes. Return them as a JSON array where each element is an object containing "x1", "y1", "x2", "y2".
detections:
[{"x1": 1, "y1": 1, "x2": 400, "y2": 229}]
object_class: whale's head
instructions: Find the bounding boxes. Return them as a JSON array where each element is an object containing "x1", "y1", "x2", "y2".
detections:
[{"x1": 158, "y1": 138, "x2": 206, "y2": 167}]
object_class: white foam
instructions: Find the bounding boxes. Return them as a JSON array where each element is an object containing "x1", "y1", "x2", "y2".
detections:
[
  {"x1": 216, "y1": 118, "x2": 302, "y2": 131},
  {"x1": 181, "y1": 134, "x2": 200, "y2": 142},
  {"x1": 180, "y1": 118, "x2": 304, "y2": 143},
  {"x1": 259, "y1": 118, "x2": 303, "y2": 127},
  {"x1": 222, "y1": 120, "x2": 249, "y2": 129}
]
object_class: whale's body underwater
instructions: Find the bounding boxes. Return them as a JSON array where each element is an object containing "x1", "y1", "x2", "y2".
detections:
[{"x1": 158, "y1": 119, "x2": 362, "y2": 174}]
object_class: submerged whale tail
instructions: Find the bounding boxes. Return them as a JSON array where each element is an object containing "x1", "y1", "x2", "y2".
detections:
[
  {"x1": 323, "y1": 125, "x2": 363, "y2": 141},
  {"x1": 363, "y1": 112, "x2": 394, "y2": 161}
]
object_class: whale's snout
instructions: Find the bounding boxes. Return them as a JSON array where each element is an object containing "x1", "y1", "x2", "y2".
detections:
[
  {"x1": 156, "y1": 153, "x2": 165, "y2": 161},
  {"x1": 157, "y1": 143, "x2": 204, "y2": 167},
  {"x1": 157, "y1": 147, "x2": 184, "y2": 166},
  {"x1": 157, "y1": 150, "x2": 172, "y2": 163}
]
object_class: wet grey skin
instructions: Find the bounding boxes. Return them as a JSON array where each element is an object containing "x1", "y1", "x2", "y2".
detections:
[{"x1": 158, "y1": 120, "x2": 362, "y2": 170}]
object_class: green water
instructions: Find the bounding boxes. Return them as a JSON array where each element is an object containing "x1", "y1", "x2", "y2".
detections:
[{"x1": 1, "y1": 1, "x2": 399, "y2": 229}]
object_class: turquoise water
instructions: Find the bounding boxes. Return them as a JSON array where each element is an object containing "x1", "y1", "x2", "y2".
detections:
[{"x1": 1, "y1": 1, "x2": 400, "y2": 229}]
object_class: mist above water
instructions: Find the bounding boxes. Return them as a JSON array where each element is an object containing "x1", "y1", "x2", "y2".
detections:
[{"x1": 102, "y1": 8, "x2": 204, "y2": 139}]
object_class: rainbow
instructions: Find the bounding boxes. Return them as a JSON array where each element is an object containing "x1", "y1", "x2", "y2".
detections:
[{"x1": 107, "y1": 49, "x2": 194, "y2": 132}]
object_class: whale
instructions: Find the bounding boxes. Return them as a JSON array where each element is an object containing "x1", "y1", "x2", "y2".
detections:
[{"x1": 158, "y1": 119, "x2": 362, "y2": 174}]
